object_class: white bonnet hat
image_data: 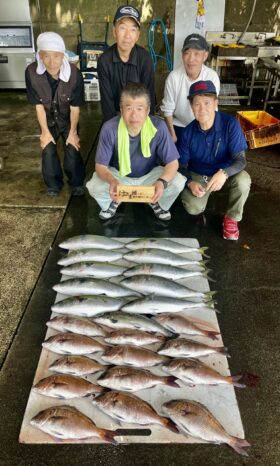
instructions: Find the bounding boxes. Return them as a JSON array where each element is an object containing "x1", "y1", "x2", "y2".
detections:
[
  {"x1": 36, "y1": 32, "x2": 71, "y2": 82},
  {"x1": 37, "y1": 31, "x2": 66, "y2": 53}
]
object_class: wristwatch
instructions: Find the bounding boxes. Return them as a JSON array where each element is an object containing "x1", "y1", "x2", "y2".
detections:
[{"x1": 157, "y1": 178, "x2": 169, "y2": 189}]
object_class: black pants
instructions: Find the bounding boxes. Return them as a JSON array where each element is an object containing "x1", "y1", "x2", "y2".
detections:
[{"x1": 41, "y1": 125, "x2": 85, "y2": 191}]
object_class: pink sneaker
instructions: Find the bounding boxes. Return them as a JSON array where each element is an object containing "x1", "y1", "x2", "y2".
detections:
[{"x1": 223, "y1": 215, "x2": 239, "y2": 240}]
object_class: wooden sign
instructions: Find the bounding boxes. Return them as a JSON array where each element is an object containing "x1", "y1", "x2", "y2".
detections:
[{"x1": 117, "y1": 185, "x2": 155, "y2": 203}]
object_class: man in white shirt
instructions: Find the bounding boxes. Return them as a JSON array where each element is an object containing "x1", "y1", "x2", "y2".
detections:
[{"x1": 161, "y1": 33, "x2": 220, "y2": 144}]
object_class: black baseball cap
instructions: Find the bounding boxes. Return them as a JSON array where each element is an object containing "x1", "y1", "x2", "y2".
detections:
[
  {"x1": 188, "y1": 80, "x2": 217, "y2": 100},
  {"x1": 182, "y1": 33, "x2": 208, "y2": 52},
  {"x1": 113, "y1": 5, "x2": 141, "y2": 26}
]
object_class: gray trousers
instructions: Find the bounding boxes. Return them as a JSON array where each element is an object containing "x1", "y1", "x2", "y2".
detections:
[
  {"x1": 86, "y1": 166, "x2": 186, "y2": 211},
  {"x1": 181, "y1": 170, "x2": 251, "y2": 221}
]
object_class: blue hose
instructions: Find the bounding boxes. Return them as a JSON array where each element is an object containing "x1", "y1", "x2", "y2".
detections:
[{"x1": 148, "y1": 18, "x2": 173, "y2": 72}]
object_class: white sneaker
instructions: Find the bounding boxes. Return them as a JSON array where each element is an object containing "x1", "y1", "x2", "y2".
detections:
[
  {"x1": 149, "y1": 202, "x2": 171, "y2": 221},
  {"x1": 99, "y1": 202, "x2": 119, "y2": 220}
]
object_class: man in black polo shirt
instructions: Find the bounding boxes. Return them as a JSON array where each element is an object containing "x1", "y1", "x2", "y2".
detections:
[
  {"x1": 25, "y1": 32, "x2": 85, "y2": 196},
  {"x1": 97, "y1": 5, "x2": 156, "y2": 122}
]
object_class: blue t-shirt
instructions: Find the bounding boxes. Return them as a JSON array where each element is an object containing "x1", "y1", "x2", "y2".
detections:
[
  {"x1": 95, "y1": 115, "x2": 179, "y2": 177},
  {"x1": 177, "y1": 112, "x2": 248, "y2": 177}
]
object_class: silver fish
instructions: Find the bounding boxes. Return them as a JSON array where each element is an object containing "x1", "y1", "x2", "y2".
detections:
[
  {"x1": 101, "y1": 345, "x2": 169, "y2": 367},
  {"x1": 121, "y1": 275, "x2": 214, "y2": 300},
  {"x1": 59, "y1": 234, "x2": 124, "y2": 250},
  {"x1": 122, "y1": 296, "x2": 216, "y2": 314},
  {"x1": 123, "y1": 263, "x2": 211, "y2": 280},
  {"x1": 49, "y1": 355, "x2": 107, "y2": 376},
  {"x1": 154, "y1": 314, "x2": 219, "y2": 340},
  {"x1": 162, "y1": 400, "x2": 250, "y2": 456},
  {"x1": 97, "y1": 366, "x2": 179, "y2": 391},
  {"x1": 33, "y1": 374, "x2": 105, "y2": 399},
  {"x1": 104, "y1": 329, "x2": 166, "y2": 346},
  {"x1": 126, "y1": 238, "x2": 209, "y2": 256},
  {"x1": 92, "y1": 391, "x2": 178, "y2": 432},
  {"x1": 158, "y1": 338, "x2": 229, "y2": 358},
  {"x1": 162, "y1": 358, "x2": 246, "y2": 387},
  {"x1": 47, "y1": 315, "x2": 107, "y2": 337},
  {"x1": 53, "y1": 278, "x2": 138, "y2": 298},
  {"x1": 42, "y1": 332, "x2": 107, "y2": 355},
  {"x1": 51, "y1": 296, "x2": 125, "y2": 317},
  {"x1": 93, "y1": 311, "x2": 172, "y2": 336},
  {"x1": 60, "y1": 261, "x2": 126, "y2": 278},
  {"x1": 123, "y1": 248, "x2": 207, "y2": 266},
  {"x1": 57, "y1": 248, "x2": 123, "y2": 266},
  {"x1": 30, "y1": 405, "x2": 117, "y2": 443}
]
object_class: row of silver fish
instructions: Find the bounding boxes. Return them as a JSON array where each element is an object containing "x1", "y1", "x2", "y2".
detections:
[
  {"x1": 58, "y1": 247, "x2": 208, "y2": 267},
  {"x1": 59, "y1": 235, "x2": 208, "y2": 255},
  {"x1": 60, "y1": 262, "x2": 212, "y2": 281}
]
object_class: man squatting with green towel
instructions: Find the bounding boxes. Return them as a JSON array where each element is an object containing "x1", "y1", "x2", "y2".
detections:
[{"x1": 86, "y1": 83, "x2": 186, "y2": 221}]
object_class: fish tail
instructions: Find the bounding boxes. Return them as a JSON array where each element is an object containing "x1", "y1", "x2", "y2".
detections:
[
  {"x1": 166, "y1": 376, "x2": 180, "y2": 388},
  {"x1": 229, "y1": 436, "x2": 250, "y2": 456},
  {"x1": 218, "y1": 346, "x2": 230, "y2": 357},
  {"x1": 163, "y1": 418, "x2": 179, "y2": 433},
  {"x1": 198, "y1": 247, "x2": 210, "y2": 258},
  {"x1": 229, "y1": 375, "x2": 247, "y2": 388},
  {"x1": 203, "y1": 269, "x2": 216, "y2": 282},
  {"x1": 201, "y1": 259, "x2": 210, "y2": 266},
  {"x1": 101, "y1": 428, "x2": 118, "y2": 445},
  {"x1": 206, "y1": 330, "x2": 220, "y2": 340},
  {"x1": 205, "y1": 291, "x2": 217, "y2": 299}
]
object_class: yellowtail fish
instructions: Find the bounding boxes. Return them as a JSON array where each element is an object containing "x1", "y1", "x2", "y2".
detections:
[
  {"x1": 59, "y1": 234, "x2": 124, "y2": 250},
  {"x1": 57, "y1": 248, "x2": 122, "y2": 266},
  {"x1": 126, "y1": 238, "x2": 209, "y2": 256}
]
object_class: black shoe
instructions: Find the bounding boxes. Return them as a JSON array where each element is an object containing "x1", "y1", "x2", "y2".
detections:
[
  {"x1": 47, "y1": 188, "x2": 60, "y2": 197},
  {"x1": 72, "y1": 186, "x2": 85, "y2": 196},
  {"x1": 196, "y1": 213, "x2": 207, "y2": 226}
]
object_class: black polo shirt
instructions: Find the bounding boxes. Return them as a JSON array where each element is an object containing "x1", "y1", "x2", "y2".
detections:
[{"x1": 97, "y1": 43, "x2": 156, "y2": 122}]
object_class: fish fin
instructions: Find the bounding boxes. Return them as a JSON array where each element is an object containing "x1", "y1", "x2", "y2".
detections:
[
  {"x1": 229, "y1": 437, "x2": 250, "y2": 456},
  {"x1": 163, "y1": 418, "x2": 179, "y2": 433},
  {"x1": 206, "y1": 331, "x2": 220, "y2": 341},
  {"x1": 101, "y1": 429, "x2": 118, "y2": 445},
  {"x1": 166, "y1": 376, "x2": 180, "y2": 388},
  {"x1": 203, "y1": 269, "x2": 216, "y2": 282}
]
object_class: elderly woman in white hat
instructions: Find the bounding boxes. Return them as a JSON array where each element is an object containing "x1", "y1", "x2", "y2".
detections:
[{"x1": 25, "y1": 32, "x2": 85, "y2": 196}]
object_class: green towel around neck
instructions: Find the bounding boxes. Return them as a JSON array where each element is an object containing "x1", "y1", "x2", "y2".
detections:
[{"x1": 118, "y1": 116, "x2": 158, "y2": 177}]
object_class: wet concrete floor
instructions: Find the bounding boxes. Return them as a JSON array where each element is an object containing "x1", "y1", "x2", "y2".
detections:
[{"x1": 0, "y1": 90, "x2": 279, "y2": 465}]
